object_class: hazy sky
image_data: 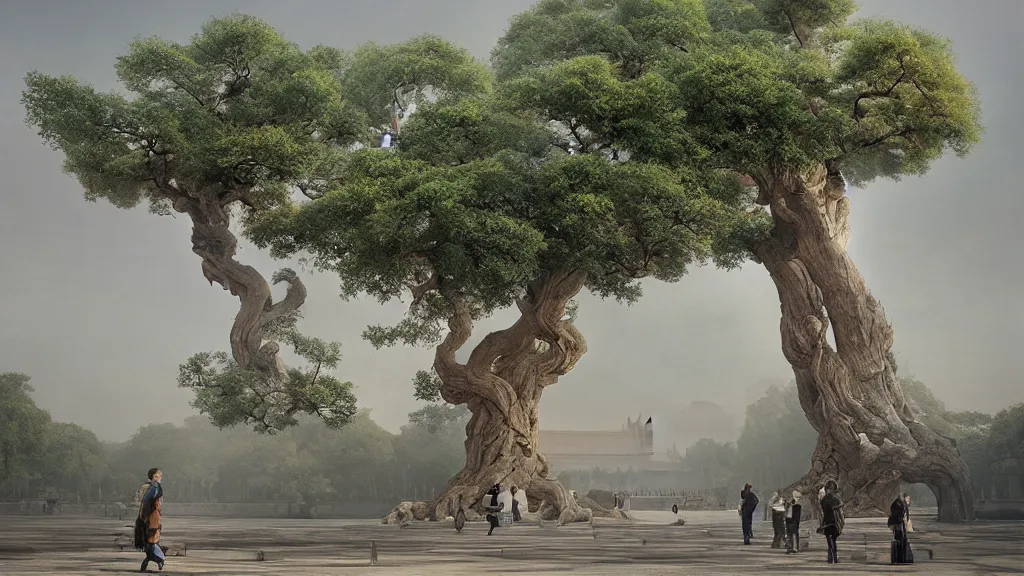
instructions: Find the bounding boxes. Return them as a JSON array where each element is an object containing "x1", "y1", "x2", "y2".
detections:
[{"x1": 0, "y1": 1, "x2": 1020, "y2": 444}]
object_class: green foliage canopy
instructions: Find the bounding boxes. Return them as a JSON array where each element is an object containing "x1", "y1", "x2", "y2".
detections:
[
  {"x1": 177, "y1": 318, "x2": 358, "y2": 433},
  {"x1": 248, "y1": 11, "x2": 758, "y2": 355},
  {"x1": 22, "y1": 14, "x2": 364, "y2": 215},
  {"x1": 21, "y1": 16, "x2": 487, "y2": 433},
  {"x1": 0, "y1": 373, "x2": 468, "y2": 506},
  {"x1": 0, "y1": 373, "x2": 52, "y2": 482},
  {"x1": 495, "y1": 0, "x2": 981, "y2": 187}
]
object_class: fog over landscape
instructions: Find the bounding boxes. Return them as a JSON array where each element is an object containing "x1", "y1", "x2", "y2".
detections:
[{"x1": 0, "y1": 0, "x2": 1020, "y2": 446}]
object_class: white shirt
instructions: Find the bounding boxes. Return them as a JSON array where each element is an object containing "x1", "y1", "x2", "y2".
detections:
[
  {"x1": 497, "y1": 490, "x2": 513, "y2": 512},
  {"x1": 380, "y1": 133, "x2": 393, "y2": 148}
]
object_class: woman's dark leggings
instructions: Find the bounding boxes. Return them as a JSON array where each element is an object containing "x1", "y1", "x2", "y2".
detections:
[{"x1": 824, "y1": 526, "x2": 839, "y2": 563}]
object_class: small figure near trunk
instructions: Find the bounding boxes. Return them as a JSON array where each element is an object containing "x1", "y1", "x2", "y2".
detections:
[
  {"x1": 484, "y1": 484, "x2": 504, "y2": 536},
  {"x1": 785, "y1": 491, "x2": 803, "y2": 554},
  {"x1": 510, "y1": 486, "x2": 522, "y2": 523}
]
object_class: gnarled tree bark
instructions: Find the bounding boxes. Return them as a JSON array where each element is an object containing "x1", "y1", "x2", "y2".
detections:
[
  {"x1": 167, "y1": 184, "x2": 305, "y2": 376},
  {"x1": 753, "y1": 164, "x2": 974, "y2": 521},
  {"x1": 426, "y1": 270, "x2": 593, "y2": 525}
]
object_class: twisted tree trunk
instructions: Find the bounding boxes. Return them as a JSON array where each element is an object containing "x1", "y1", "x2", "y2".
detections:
[
  {"x1": 753, "y1": 164, "x2": 974, "y2": 521},
  {"x1": 170, "y1": 187, "x2": 305, "y2": 376},
  {"x1": 427, "y1": 270, "x2": 593, "y2": 525}
]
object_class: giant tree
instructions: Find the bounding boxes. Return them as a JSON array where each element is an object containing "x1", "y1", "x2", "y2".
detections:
[
  {"x1": 494, "y1": 0, "x2": 982, "y2": 520},
  {"x1": 248, "y1": 46, "x2": 755, "y2": 522},
  {"x1": 22, "y1": 15, "x2": 373, "y2": 430}
]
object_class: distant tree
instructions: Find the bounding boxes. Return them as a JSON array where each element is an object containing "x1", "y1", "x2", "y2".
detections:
[
  {"x1": 21, "y1": 14, "x2": 361, "y2": 431},
  {"x1": 407, "y1": 403, "x2": 471, "y2": 435},
  {"x1": 986, "y1": 404, "x2": 1024, "y2": 499},
  {"x1": 36, "y1": 422, "x2": 107, "y2": 503},
  {"x1": 734, "y1": 383, "x2": 817, "y2": 492},
  {"x1": 682, "y1": 438, "x2": 738, "y2": 490},
  {"x1": 0, "y1": 373, "x2": 52, "y2": 491}
]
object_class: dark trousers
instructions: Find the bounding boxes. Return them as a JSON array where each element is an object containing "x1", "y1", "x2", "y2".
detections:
[
  {"x1": 771, "y1": 510, "x2": 786, "y2": 548},
  {"x1": 741, "y1": 512, "x2": 754, "y2": 544},
  {"x1": 823, "y1": 526, "x2": 839, "y2": 563},
  {"x1": 891, "y1": 527, "x2": 914, "y2": 564},
  {"x1": 141, "y1": 542, "x2": 165, "y2": 570},
  {"x1": 786, "y1": 521, "x2": 800, "y2": 552}
]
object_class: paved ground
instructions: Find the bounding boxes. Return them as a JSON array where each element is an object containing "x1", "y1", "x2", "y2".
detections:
[{"x1": 0, "y1": 510, "x2": 1020, "y2": 575}]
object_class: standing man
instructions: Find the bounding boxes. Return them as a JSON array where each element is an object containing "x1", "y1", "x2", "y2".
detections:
[
  {"x1": 770, "y1": 491, "x2": 787, "y2": 548},
  {"x1": 739, "y1": 483, "x2": 759, "y2": 545},
  {"x1": 785, "y1": 491, "x2": 803, "y2": 554}
]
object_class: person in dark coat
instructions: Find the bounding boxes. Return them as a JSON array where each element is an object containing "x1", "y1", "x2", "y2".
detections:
[
  {"x1": 888, "y1": 493, "x2": 914, "y2": 564},
  {"x1": 484, "y1": 484, "x2": 503, "y2": 536},
  {"x1": 510, "y1": 486, "x2": 522, "y2": 523},
  {"x1": 133, "y1": 468, "x2": 163, "y2": 552},
  {"x1": 785, "y1": 491, "x2": 803, "y2": 554},
  {"x1": 819, "y1": 480, "x2": 844, "y2": 564},
  {"x1": 739, "y1": 483, "x2": 759, "y2": 545}
]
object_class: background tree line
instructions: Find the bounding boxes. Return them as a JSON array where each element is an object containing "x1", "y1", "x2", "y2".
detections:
[
  {"x1": 677, "y1": 378, "x2": 1023, "y2": 503},
  {"x1": 0, "y1": 372, "x2": 468, "y2": 506},
  {"x1": 3, "y1": 370, "x2": 1020, "y2": 506}
]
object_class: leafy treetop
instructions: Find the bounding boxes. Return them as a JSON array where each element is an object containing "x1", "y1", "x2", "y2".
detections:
[
  {"x1": 22, "y1": 13, "x2": 367, "y2": 215},
  {"x1": 248, "y1": 33, "x2": 759, "y2": 349},
  {"x1": 494, "y1": 0, "x2": 982, "y2": 187},
  {"x1": 21, "y1": 15, "x2": 488, "y2": 432}
]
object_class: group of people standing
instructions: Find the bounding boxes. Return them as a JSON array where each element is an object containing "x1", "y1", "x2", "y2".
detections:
[
  {"x1": 739, "y1": 481, "x2": 914, "y2": 566},
  {"x1": 483, "y1": 483, "x2": 523, "y2": 536},
  {"x1": 738, "y1": 483, "x2": 803, "y2": 554}
]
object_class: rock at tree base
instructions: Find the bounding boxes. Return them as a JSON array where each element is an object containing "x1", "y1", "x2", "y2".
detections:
[
  {"x1": 585, "y1": 489, "x2": 615, "y2": 510},
  {"x1": 381, "y1": 501, "x2": 431, "y2": 525},
  {"x1": 575, "y1": 496, "x2": 624, "y2": 519},
  {"x1": 162, "y1": 543, "x2": 186, "y2": 557}
]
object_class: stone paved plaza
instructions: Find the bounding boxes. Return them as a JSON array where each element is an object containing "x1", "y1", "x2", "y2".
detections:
[{"x1": 0, "y1": 510, "x2": 1020, "y2": 575}]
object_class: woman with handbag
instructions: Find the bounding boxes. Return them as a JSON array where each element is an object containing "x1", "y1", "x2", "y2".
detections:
[
  {"x1": 818, "y1": 480, "x2": 844, "y2": 564},
  {"x1": 888, "y1": 493, "x2": 915, "y2": 564}
]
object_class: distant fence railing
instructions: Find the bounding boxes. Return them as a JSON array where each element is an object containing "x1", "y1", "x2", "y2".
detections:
[{"x1": 624, "y1": 488, "x2": 733, "y2": 506}]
